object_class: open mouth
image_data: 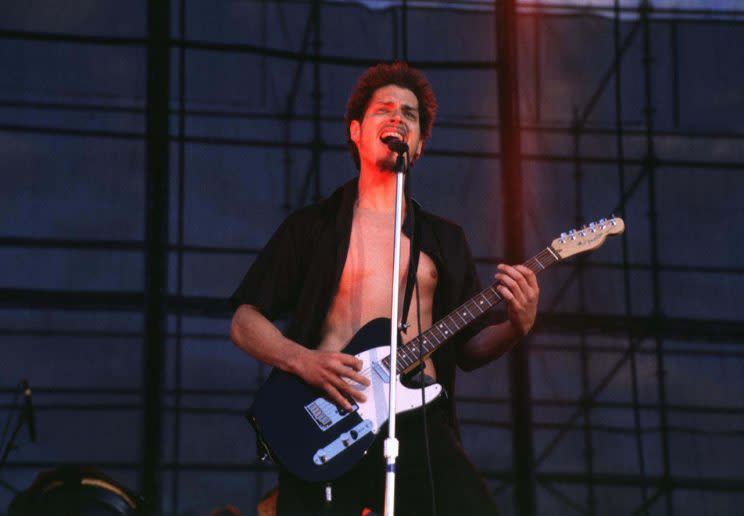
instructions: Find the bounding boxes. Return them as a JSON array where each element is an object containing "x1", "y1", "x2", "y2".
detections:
[{"x1": 379, "y1": 128, "x2": 406, "y2": 143}]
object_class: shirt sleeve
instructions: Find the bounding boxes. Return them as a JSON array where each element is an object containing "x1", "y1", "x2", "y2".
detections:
[{"x1": 229, "y1": 212, "x2": 307, "y2": 320}]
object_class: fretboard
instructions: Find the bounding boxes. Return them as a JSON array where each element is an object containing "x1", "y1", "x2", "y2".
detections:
[{"x1": 381, "y1": 246, "x2": 561, "y2": 374}]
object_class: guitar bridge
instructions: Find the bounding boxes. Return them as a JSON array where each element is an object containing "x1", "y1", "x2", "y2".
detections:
[{"x1": 305, "y1": 397, "x2": 358, "y2": 431}]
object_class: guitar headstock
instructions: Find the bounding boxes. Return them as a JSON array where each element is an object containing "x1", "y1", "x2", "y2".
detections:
[{"x1": 550, "y1": 217, "x2": 625, "y2": 260}]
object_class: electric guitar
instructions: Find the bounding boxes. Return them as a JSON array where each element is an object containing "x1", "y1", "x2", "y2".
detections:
[{"x1": 247, "y1": 217, "x2": 625, "y2": 482}]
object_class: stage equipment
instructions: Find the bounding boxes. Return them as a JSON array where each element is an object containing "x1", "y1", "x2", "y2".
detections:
[
  {"x1": 8, "y1": 467, "x2": 143, "y2": 516},
  {"x1": 0, "y1": 380, "x2": 37, "y2": 469},
  {"x1": 381, "y1": 137, "x2": 410, "y2": 516},
  {"x1": 381, "y1": 135, "x2": 409, "y2": 155}
]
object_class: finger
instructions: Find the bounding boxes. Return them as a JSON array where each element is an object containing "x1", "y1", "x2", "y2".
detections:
[
  {"x1": 497, "y1": 284, "x2": 517, "y2": 304},
  {"x1": 498, "y1": 265, "x2": 537, "y2": 302},
  {"x1": 333, "y1": 359, "x2": 370, "y2": 387},
  {"x1": 342, "y1": 367, "x2": 371, "y2": 387},
  {"x1": 338, "y1": 353, "x2": 364, "y2": 372},
  {"x1": 498, "y1": 263, "x2": 531, "y2": 290},
  {"x1": 334, "y1": 355, "x2": 370, "y2": 386},
  {"x1": 495, "y1": 273, "x2": 526, "y2": 304},
  {"x1": 324, "y1": 383, "x2": 353, "y2": 412},
  {"x1": 331, "y1": 375, "x2": 367, "y2": 404},
  {"x1": 515, "y1": 264, "x2": 539, "y2": 290}
]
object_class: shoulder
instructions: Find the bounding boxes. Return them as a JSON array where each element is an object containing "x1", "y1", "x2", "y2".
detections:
[
  {"x1": 274, "y1": 180, "x2": 351, "y2": 239},
  {"x1": 416, "y1": 204, "x2": 469, "y2": 246}
]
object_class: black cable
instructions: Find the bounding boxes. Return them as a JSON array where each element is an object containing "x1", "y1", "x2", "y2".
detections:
[
  {"x1": 415, "y1": 280, "x2": 437, "y2": 516},
  {"x1": 0, "y1": 381, "x2": 23, "y2": 452}
]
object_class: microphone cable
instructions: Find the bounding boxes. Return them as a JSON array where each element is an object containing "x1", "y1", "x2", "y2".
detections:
[
  {"x1": 414, "y1": 279, "x2": 437, "y2": 516},
  {"x1": 0, "y1": 381, "x2": 23, "y2": 450}
]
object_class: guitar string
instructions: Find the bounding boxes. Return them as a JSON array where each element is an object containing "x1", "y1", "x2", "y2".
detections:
[
  {"x1": 333, "y1": 231, "x2": 613, "y2": 399},
  {"x1": 392, "y1": 247, "x2": 560, "y2": 371}
]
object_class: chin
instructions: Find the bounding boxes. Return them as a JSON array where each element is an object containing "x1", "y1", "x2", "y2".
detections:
[{"x1": 375, "y1": 156, "x2": 397, "y2": 172}]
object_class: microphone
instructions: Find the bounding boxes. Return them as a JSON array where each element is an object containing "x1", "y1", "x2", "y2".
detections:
[
  {"x1": 22, "y1": 380, "x2": 37, "y2": 443},
  {"x1": 381, "y1": 136, "x2": 409, "y2": 155}
]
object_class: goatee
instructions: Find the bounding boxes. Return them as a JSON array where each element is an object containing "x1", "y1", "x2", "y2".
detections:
[{"x1": 376, "y1": 155, "x2": 397, "y2": 173}]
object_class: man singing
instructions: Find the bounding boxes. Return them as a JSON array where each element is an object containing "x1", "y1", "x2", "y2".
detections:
[{"x1": 230, "y1": 62, "x2": 539, "y2": 515}]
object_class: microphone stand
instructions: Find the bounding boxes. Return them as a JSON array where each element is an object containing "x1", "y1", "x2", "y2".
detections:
[
  {"x1": 383, "y1": 146, "x2": 408, "y2": 516},
  {"x1": 0, "y1": 382, "x2": 31, "y2": 470}
]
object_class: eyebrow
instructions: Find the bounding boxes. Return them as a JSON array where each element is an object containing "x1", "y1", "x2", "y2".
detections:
[{"x1": 372, "y1": 99, "x2": 419, "y2": 113}]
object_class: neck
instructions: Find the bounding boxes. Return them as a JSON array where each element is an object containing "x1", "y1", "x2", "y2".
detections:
[{"x1": 357, "y1": 166, "x2": 403, "y2": 212}]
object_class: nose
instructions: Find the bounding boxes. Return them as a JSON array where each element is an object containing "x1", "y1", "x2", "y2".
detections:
[
  {"x1": 389, "y1": 104, "x2": 407, "y2": 121},
  {"x1": 386, "y1": 108, "x2": 409, "y2": 131}
]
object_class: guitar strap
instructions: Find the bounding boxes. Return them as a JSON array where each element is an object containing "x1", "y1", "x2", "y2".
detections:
[{"x1": 399, "y1": 199, "x2": 421, "y2": 334}]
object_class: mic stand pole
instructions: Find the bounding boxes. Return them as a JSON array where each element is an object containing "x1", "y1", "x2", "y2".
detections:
[{"x1": 383, "y1": 149, "x2": 407, "y2": 516}]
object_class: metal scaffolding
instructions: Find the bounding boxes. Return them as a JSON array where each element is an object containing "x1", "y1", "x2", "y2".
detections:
[{"x1": 1, "y1": 1, "x2": 743, "y2": 514}]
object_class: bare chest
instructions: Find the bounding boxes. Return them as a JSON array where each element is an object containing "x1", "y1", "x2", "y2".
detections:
[
  {"x1": 337, "y1": 210, "x2": 437, "y2": 307},
  {"x1": 318, "y1": 209, "x2": 438, "y2": 352}
]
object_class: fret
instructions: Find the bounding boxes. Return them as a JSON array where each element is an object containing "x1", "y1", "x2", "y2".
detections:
[
  {"x1": 379, "y1": 246, "x2": 562, "y2": 374},
  {"x1": 405, "y1": 340, "x2": 426, "y2": 360},
  {"x1": 436, "y1": 320, "x2": 453, "y2": 337},
  {"x1": 463, "y1": 303, "x2": 476, "y2": 319},
  {"x1": 471, "y1": 298, "x2": 485, "y2": 314},
  {"x1": 485, "y1": 286, "x2": 502, "y2": 303},
  {"x1": 475, "y1": 293, "x2": 490, "y2": 311},
  {"x1": 397, "y1": 350, "x2": 411, "y2": 370},
  {"x1": 546, "y1": 246, "x2": 560, "y2": 262},
  {"x1": 540, "y1": 250, "x2": 556, "y2": 266},
  {"x1": 395, "y1": 353, "x2": 407, "y2": 370},
  {"x1": 420, "y1": 334, "x2": 434, "y2": 352},
  {"x1": 400, "y1": 342, "x2": 413, "y2": 362},
  {"x1": 453, "y1": 310, "x2": 468, "y2": 327},
  {"x1": 445, "y1": 315, "x2": 459, "y2": 333},
  {"x1": 395, "y1": 351, "x2": 408, "y2": 372},
  {"x1": 427, "y1": 326, "x2": 444, "y2": 345},
  {"x1": 412, "y1": 336, "x2": 422, "y2": 349}
]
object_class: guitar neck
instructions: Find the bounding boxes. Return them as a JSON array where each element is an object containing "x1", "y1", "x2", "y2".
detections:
[{"x1": 383, "y1": 246, "x2": 562, "y2": 375}]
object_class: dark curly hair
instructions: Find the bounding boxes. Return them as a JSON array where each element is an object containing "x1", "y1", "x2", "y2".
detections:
[{"x1": 345, "y1": 62, "x2": 437, "y2": 170}]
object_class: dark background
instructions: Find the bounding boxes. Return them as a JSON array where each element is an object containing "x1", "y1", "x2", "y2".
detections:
[{"x1": 1, "y1": 1, "x2": 743, "y2": 514}]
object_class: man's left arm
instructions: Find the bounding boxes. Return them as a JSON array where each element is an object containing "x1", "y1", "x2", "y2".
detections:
[{"x1": 458, "y1": 264, "x2": 539, "y2": 371}]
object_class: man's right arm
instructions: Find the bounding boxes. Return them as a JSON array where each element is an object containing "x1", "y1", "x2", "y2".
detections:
[{"x1": 230, "y1": 304, "x2": 369, "y2": 411}]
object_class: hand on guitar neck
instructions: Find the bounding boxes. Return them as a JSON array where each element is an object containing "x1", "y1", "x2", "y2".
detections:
[{"x1": 494, "y1": 263, "x2": 540, "y2": 338}]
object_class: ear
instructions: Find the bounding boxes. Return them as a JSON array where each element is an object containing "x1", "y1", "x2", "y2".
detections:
[
  {"x1": 412, "y1": 140, "x2": 423, "y2": 161},
  {"x1": 349, "y1": 120, "x2": 361, "y2": 145}
]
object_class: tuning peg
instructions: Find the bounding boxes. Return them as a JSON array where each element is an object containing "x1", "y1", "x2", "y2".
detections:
[{"x1": 599, "y1": 218, "x2": 607, "y2": 224}]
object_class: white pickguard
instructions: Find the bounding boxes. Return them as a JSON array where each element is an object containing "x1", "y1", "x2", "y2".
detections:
[{"x1": 351, "y1": 345, "x2": 442, "y2": 434}]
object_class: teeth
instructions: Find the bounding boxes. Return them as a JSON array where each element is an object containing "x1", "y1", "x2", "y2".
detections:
[{"x1": 380, "y1": 130, "x2": 404, "y2": 141}]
